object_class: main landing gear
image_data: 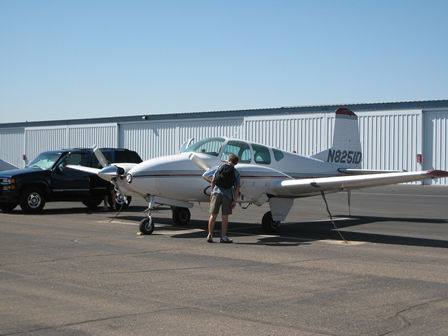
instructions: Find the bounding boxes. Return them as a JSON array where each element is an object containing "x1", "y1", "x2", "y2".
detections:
[
  {"x1": 262, "y1": 211, "x2": 281, "y2": 234},
  {"x1": 138, "y1": 196, "x2": 192, "y2": 235}
]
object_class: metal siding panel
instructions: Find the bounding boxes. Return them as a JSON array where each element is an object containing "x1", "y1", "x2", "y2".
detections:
[
  {"x1": 243, "y1": 113, "x2": 326, "y2": 156},
  {"x1": 120, "y1": 119, "x2": 243, "y2": 160},
  {"x1": 25, "y1": 127, "x2": 67, "y2": 162},
  {"x1": 0, "y1": 128, "x2": 25, "y2": 168},
  {"x1": 68, "y1": 124, "x2": 117, "y2": 148},
  {"x1": 358, "y1": 110, "x2": 422, "y2": 184},
  {"x1": 424, "y1": 111, "x2": 448, "y2": 185}
]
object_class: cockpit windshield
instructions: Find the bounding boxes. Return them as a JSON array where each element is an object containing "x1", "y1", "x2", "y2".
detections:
[
  {"x1": 182, "y1": 137, "x2": 225, "y2": 156},
  {"x1": 27, "y1": 153, "x2": 62, "y2": 169}
]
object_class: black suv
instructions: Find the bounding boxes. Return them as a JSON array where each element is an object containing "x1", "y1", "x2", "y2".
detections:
[{"x1": 0, "y1": 148, "x2": 142, "y2": 213}]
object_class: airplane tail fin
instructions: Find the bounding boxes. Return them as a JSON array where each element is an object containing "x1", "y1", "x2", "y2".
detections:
[{"x1": 312, "y1": 108, "x2": 362, "y2": 168}]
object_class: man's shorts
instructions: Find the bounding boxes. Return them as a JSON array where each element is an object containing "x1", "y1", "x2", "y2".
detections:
[{"x1": 209, "y1": 194, "x2": 232, "y2": 215}]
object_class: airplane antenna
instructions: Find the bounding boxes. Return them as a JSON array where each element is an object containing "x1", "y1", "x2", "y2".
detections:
[
  {"x1": 347, "y1": 190, "x2": 352, "y2": 217},
  {"x1": 320, "y1": 191, "x2": 349, "y2": 244}
]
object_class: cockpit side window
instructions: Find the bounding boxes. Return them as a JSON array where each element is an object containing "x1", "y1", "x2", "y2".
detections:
[
  {"x1": 183, "y1": 137, "x2": 225, "y2": 156},
  {"x1": 252, "y1": 144, "x2": 271, "y2": 164},
  {"x1": 221, "y1": 140, "x2": 251, "y2": 163},
  {"x1": 273, "y1": 149, "x2": 284, "y2": 161}
]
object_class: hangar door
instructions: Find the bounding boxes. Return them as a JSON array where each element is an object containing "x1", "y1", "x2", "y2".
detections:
[
  {"x1": 25, "y1": 124, "x2": 118, "y2": 163},
  {"x1": 0, "y1": 128, "x2": 25, "y2": 168},
  {"x1": 423, "y1": 111, "x2": 448, "y2": 185}
]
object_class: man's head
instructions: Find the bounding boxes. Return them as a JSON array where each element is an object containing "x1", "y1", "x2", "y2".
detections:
[{"x1": 228, "y1": 154, "x2": 239, "y2": 165}]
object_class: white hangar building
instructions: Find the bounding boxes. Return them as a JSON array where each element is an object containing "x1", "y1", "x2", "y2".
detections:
[{"x1": 0, "y1": 100, "x2": 447, "y2": 185}]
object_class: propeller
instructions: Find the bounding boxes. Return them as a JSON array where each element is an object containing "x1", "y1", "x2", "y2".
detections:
[
  {"x1": 92, "y1": 145, "x2": 128, "y2": 205},
  {"x1": 93, "y1": 145, "x2": 109, "y2": 168},
  {"x1": 188, "y1": 153, "x2": 211, "y2": 171}
]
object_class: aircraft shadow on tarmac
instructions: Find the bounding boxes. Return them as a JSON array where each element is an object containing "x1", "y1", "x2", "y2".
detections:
[
  {"x1": 8, "y1": 206, "x2": 447, "y2": 248},
  {"x1": 119, "y1": 214, "x2": 448, "y2": 249}
]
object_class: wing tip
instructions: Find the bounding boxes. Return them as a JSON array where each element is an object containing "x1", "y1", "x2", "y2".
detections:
[{"x1": 427, "y1": 170, "x2": 448, "y2": 177}]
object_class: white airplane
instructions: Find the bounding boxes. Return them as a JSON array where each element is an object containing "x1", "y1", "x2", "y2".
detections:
[{"x1": 70, "y1": 108, "x2": 448, "y2": 235}]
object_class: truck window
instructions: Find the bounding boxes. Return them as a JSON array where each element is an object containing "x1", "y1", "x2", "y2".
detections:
[{"x1": 66, "y1": 153, "x2": 90, "y2": 166}]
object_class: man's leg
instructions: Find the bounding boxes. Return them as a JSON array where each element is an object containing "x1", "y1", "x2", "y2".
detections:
[
  {"x1": 208, "y1": 213, "x2": 218, "y2": 236},
  {"x1": 221, "y1": 214, "x2": 229, "y2": 237}
]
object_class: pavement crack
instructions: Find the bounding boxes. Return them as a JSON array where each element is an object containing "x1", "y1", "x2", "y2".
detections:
[{"x1": 380, "y1": 297, "x2": 448, "y2": 336}]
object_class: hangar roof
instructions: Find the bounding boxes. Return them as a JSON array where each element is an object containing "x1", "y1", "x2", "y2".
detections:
[{"x1": 1, "y1": 99, "x2": 448, "y2": 129}]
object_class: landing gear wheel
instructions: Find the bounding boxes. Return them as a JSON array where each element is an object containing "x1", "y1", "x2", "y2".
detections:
[
  {"x1": 172, "y1": 207, "x2": 191, "y2": 226},
  {"x1": 139, "y1": 216, "x2": 154, "y2": 235},
  {"x1": 115, "y1": 195, "x2": 132, "y2": 210},
  {"x1": 262, "y1": 211, "x2": 281, "y2": 233},
  {"x1": 20, "y1": 187, "x2": 46, "y2": 213}
]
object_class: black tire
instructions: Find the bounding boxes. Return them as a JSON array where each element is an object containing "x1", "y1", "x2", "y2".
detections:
[
  {"x1": 82, "y1": 198, "x2": 103, "y2": 210},
  {"x1": 115, "y1": 195, "x2": 132, "y2": 210},
  {"x1": 20, "y1": 187, "x2": 46, "y2": 213},
  {"x1": 139, "y1": 217, "x2": 154, "y2": 235},
  {"x1": 262, "y1": 211, "x2": 281, "y2": 233},
  {"x1": 1, "y1": 203, "x2": 17, "y2": 212},
  {"x1": 172, "y1": 207, "x2": 191, "y2": 226}
]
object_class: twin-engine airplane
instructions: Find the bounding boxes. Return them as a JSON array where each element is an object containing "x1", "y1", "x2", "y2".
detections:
[{"x1": 70, "y1": 108, "x2": 448, "y2": 235}]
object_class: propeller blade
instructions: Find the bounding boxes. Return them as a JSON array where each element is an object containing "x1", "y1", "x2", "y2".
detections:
[
  {"x1": 93, "y1": 145, "x2": 109, "y2": 168},
  {"x1": 188, "y1": 153, "x2": 211, "y2": 171}
]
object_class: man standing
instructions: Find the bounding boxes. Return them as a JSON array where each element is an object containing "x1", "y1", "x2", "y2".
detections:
[{"x1": 207, "y1": 154, "x2": 240, "y2": 243}]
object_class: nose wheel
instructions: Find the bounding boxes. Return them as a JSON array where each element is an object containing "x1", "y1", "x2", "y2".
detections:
[
  {"x1": 139, "y1": 216, "x2": 154, "y2": 235},
  {"x1": 139, "y1": 195, "x2": 156, "y2": 235}
]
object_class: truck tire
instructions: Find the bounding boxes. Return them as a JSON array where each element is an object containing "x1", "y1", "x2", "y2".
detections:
[
  {"x1": 82, "y1": 198, "x2": 103, "y2": 210},
  {"x1": 20, "y1": 187, "x2": 46, "y2": 213},
  {"x1": 1, "y1": 203, "x2": 17, "y2": 212}
]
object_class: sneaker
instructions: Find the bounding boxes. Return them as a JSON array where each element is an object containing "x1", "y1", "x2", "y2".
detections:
[
  {"x1": 220, "y1": 236, "x2": 233, "y2": 244},
  {"x1": 207, "y1": 235, "x2": 214, "y2": 243}
]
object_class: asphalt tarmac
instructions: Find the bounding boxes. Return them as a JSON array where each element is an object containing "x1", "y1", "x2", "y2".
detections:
[{"x1": 1, "y1": 185, "x2": 447, "y2": 336}]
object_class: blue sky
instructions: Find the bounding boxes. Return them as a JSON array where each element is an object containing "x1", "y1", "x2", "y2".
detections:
[{"x1": 1, "y1": 0, "x2": 447, "y2": 123}]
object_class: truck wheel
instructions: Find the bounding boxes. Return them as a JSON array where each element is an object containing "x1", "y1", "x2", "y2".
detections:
[
  {"x1": 1, "y1": 203, "x2": 17, "y2": 212},
  {"x1": 82, "y1": 198, "x2": 103, "y2": 210},
  {"x1": 20, "y1": 187, "x2": 46, "y2": 213}
]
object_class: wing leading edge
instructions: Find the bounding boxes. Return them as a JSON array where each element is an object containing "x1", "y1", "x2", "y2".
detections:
[{"x1": 269, "y1": 170, "x2": 448, "y2": 198}]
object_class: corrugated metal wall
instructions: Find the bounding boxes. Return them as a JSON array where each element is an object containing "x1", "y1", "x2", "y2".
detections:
[
  {"x1": 120, "y1": 118, "x2": 243, "y2": 160},
  {"x1": 25, "y1": 127, "x2": 67, "y2": 163},
  {"x1": 0, "y1": 128, "x2": 25, "y2": 168},
  {"x1": 358, "y1": 110, "x2": 422, "y2": 173},
  {"x1": 68, "y1": 124, "x2": 117, "y2": 148},
  {"x1": 244, "y1": 114, "x2": 328, "y2": 156},
  {"x1": 424, "y1": 111, "x2": 448, "y2": 185},
  {"x1": 25, "y1": 124, "x2": 117, "y2": 162}
]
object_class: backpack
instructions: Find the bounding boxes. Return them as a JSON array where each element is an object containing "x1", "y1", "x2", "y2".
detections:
[{"x1": 214, "y1": 164, "x2": 236, "y2": 189}]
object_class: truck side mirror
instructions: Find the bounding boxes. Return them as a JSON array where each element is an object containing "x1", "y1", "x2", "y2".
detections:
[{"x1": 55, "y1": 162, "x2": 65, "y2": 175}]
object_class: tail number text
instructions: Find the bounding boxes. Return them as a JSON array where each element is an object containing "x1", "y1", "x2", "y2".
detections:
[{"x1": 327, "y1": 149, "x2": 362, "y2": 164}]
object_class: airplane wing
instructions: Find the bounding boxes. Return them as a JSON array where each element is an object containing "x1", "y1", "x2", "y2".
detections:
[{"x1": 269, "y1": 170, "x2": 448, "y2": 197}]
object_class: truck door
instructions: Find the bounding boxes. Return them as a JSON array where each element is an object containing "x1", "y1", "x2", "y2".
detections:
[{"x1": 51, "y1": 152, "x2": 92, "y2": 200}]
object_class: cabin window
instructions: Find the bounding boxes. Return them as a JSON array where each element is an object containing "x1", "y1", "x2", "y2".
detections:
[
  {"x1": 183, "y1": 137, "x2": 225, "y2": 156},
  {"x1": 253, "y1": 144, "x2": 271, "y2": 164},
  {"x1": 221, "y1": 140, "x2": 251, "y2": 163},
  {"x1": 273, "y1": 149, "x2": 284, "y2": 161}
]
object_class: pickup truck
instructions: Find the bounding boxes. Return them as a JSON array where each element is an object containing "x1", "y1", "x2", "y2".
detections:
[{"x1": 0, "y1": 148, "x2": 142, "y2": 213}]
